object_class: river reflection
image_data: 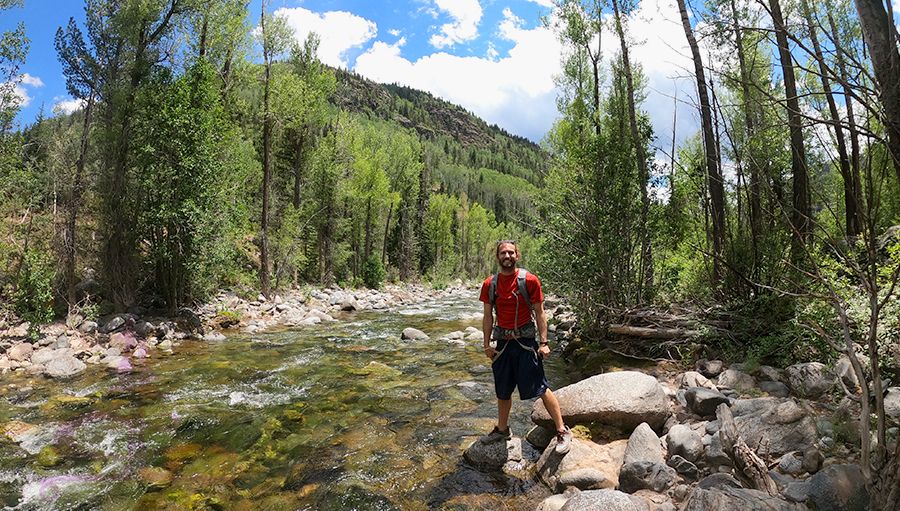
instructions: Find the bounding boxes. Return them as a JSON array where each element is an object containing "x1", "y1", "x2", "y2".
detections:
[{"x1": 0, "y1": 290, "x2": 572, "y2": 510}]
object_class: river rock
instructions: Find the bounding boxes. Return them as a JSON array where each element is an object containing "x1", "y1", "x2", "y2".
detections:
[
  {"x1": 882, "y1": 388, "x2": 900, "y2": 419},
  {"x1": 558, "y1": 468, "x2": 611, "y2": 490},
  {"x1": 666, "y1": 424, "x2": 703, "y2": 463},
  {"x1": 618, "y1": 461, "x2": 677, "y2": 494},
  {"x1": 532, "y1": 371, "x2": 669, "y2": 431},
  {"x1": 401, "y1": 328, "x2": 429, "y2": 340},
  {"x1": 100, "y1": 315, "x2": 127, "y2": 333},
  {"x1": 109, "y1": 331, "x2": 137, "y2": 351},
  {"x1": 463, "y1": 437, "x2": 523, "y2": 468},
  {"x1": 716, "y1": 367, "x2": 756, "y2": 392},
  {"x1": 733, "y1": 398, "x2": 818, "y2": 457},
  {"x1": 759, "y1": 381, "x2": 790, "y2": 398},
  {"x1": 667, "y1": 454, "x2": 700, "y2": 480},
  {"x1": 557, "y1": 489, "x2": 650, "y2": 511},
  {"x1": 45, "y1": 354, "x2": 87, "y2": 378},
  {"x1": 203, "y1": 331, "x2": 227, "y2": 342},
  {"x1": 833, "y1": 355, "x2": 860, "y2": 392},
  {"x1": 696, "y1": 359, "x2": 724, "y2": 378},
  {"x1": 537, "y1": 437, "x2": 626, "y2": 492},
  {"x1": 683, "y1": 486, "x2": 807, "y2": 511},
  {"x1": 785, "y1": 362, "x2": 833, "y2": 399},
  {"x1": 526, "y1": 425, "x2": 556, "y2": 449},
  {"x1": 77, "y1": 320, "x2": 98, "y2": 334},
  {"x1": 536, "y1": 494, "x2": 571, "y2": 511},
  {"x1": 808, "y1": 465, "x2": 869, "y2": 511},
  {"x1": 684, "y1": 387, "x2": 730, "y2": 417},
  {"x1": 680, "y1": 371, "x2": 715, "y2": 389},
  {"x1": 7, "y1": 342, "x2": 33, "y2": 362},
  {"x1": 623, "y1": 422, "x2": 664, "y2": 465}
]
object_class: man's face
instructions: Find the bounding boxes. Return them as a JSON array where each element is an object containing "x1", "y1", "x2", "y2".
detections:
[{"x1": 497, "y1": 242, "x2": 518, "y2": 269}]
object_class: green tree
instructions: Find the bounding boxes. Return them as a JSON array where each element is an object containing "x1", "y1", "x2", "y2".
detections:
[
  {"x1": 132, "y1": 60, "x2": 229, "y2": 310},
  {"x1": 256, "y1": 4, "x2": 294, "y2": 298}
]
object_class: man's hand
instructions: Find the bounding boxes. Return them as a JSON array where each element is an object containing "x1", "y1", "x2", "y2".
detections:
[
  {"x1": 538, "y1": 343, "x2": 550, "y2": 359},
  {"x1": 484, "y1": 346, "x2": 499, "y2": 360}
]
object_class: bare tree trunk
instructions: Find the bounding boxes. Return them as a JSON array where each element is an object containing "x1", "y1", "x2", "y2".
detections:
[
  {"x1": 729, "y1": 0, "x2": 763, "y2": 264},
  {"x1": 66, "y1": 87, "x2": 97, "y2": 312},
  {"x1": 826, "y1": 9, "x2": 863, "y2": 240},
  {"x1": 768, "y1": 0, "x2": 809, "y2": 260},
  {"x1": 676, "y1": 0, "x2": 726, "y2": 284},
  {"x1": 854, "y1": 0, "x2": 900, "y2": 184},
  {"x1": 259, "y1": 2, "x2": 273, "y2": 299},
  {"x1": 802, "y1": 0, "x2": 859, "y2": 236},
  {"x1": 611, "y1": 0, "x2": 653, "y2": 302}
]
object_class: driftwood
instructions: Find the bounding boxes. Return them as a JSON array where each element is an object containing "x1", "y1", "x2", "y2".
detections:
[
  {"x1": 608, "y1": 324, "x2": 700, "y2": 339},
  {"x1": 716, "y1": 402, "x2": 779, "y2": 496}
]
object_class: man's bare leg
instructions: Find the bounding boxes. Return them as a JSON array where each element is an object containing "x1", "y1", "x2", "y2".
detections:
[
  {"x1": 539, "y1": 389, "x2": 566, "y2": 432},
  {"x1": 497, "y1": 398, "x2": 512, "y2": 431}
]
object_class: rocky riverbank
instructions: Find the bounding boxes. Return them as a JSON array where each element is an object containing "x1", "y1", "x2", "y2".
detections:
[
  {"x1": 463, "y1": 356, "x2": 877, "y2": 511},
  {"x1": 0, "y1": 281, "x2": 518, "y2": 379}
]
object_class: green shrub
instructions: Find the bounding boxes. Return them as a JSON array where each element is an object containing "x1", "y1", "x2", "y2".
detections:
[
  {"x1": 361, "y1": 255, "x2": 386, "y2": 289},
  {"x1": 14, "y1": 249, "x2": 56, "y2": 326}
]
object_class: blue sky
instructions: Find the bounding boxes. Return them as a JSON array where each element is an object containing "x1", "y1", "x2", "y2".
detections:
[{"x1": 2, "y1": 0, "x2": 712, "y2": 147}]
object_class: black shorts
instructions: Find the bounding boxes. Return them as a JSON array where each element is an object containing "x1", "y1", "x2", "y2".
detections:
[{"x1": 491, "y1": 337, "x2": 549, "y2": 400}]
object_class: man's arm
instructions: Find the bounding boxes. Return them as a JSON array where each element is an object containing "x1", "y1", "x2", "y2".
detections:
[
  {"x1": 483, "y1": 302, "x2": 497, "y2": 359},
  {"x1": 533, "y1": 300, "x2": 550, "y2": 358}
]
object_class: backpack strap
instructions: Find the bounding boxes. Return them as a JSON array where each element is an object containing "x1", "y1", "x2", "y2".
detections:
[{"x1": 489, "y1": 269, "x2": 534, "y2": 329}]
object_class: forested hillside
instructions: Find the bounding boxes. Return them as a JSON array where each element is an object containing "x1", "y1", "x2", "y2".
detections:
[{"x1": 0, "y1": 2, "x2": 548, "y2": 324}]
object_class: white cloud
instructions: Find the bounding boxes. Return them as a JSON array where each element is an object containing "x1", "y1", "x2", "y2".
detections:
[
  {"x1": 20, "y1": 74, "x2": 43, "y2": 87},
  {"x1": 355, "y1": 6, "x2": 561, "y2": 142},
  {"x1": 275, "y1": 7, "x2": 377, "y2": 69},
  {"x1": 526, "y1": 0, "x2": 556, "y2": 7},
  {"x1": 53, "y1": 98, "x2": 84, "y2": 115},
  {"x1": 429, "y1": 0, "x2": 483, "y2": 48},
  {"x1": 389, "y1": 28, "x2": 402, "y2": 37},
  {"x1": 1, "y1": 73, "x2": 43, "y2": 110}
]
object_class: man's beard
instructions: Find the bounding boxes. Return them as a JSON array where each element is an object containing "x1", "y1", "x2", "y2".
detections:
[{"x1": 499, "y1": 258, "x2": 516, "y2": 269}]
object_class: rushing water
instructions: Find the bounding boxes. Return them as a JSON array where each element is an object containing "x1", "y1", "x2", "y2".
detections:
[{"x1": 0, "y1": 290, "x2": 573, "y2": 510}]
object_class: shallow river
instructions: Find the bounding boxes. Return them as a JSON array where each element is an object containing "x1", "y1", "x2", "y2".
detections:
[{"x1": 0, "y1": 290, "x2": 573, "y2": 510}]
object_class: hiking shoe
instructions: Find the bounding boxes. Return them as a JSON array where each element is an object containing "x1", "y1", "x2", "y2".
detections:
[
  {"x1": 555, "y1": 426, "x2": 573, "y2": 454},
  {"x1": 480, "y1": 425, "x2": 512, "y2": 444}
]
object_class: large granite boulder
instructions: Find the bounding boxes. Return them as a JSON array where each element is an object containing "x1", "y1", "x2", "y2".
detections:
[
  {"x1": 683, "y1": 486, "x2": 808, "y2": 511},
  {"x1": 537, "y1": 437, "x2": 626, "y2": 493},
  {"x1": 785, "y1": 362, "x2": 833, "y2": 399},
  {"x1": 533, "y1": 371, "x2": 669, "y2": 431},
  {"x1": 557, "y1": 489, "x2": 651, "y2": 511},
  {"x1": 462, "y1": 437, "x2": 522, "y2": 469},
  {"x1": 808, "y1": 465, "x2": 869, "y2": 511},
  {"x1": 623, "y1": 422, "x2": 664, "y2": 465},
  {"x1": 732, "y1": 398, "x2": 818, "y2": 457}
]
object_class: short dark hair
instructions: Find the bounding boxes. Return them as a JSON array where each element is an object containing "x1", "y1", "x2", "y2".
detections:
[{"x1": 495, "y1": 239, "x2": 517, "y2": 258}]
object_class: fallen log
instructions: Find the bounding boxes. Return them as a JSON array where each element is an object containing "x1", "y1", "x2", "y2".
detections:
[
  {"x1": 608, "y1": 324, "x2": 700, "y2": 339},
  {"x1": 716, "y1": 402, "x2": 779, "y2": 496}
]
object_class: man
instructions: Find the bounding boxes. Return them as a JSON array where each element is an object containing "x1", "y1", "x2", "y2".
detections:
[{"x1": 479, "y1": 240, "x2": 573, "y2": 454}]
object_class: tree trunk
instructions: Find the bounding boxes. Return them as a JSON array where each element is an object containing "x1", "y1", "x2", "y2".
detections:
[
  {"x1": 611, "y1": 0, "x2": 653, "y2": 302},
  {"x1": 259, "y1": 3, "x2": 273, "y2": 299},
  {"x1": 826, "y1": 9, "x2": 863, "y2": 241},
  {"x1": 855, "y1": 0, "x2": 900, "y2": 184},
  {"x1": 768, "y1": 0, "x2": 809, "y2": 260},
  {"x1": 676, "y1": 0, "x2": 726, "y2": 284},
  {"x1": 66, "y1": 87, "x2": 97, "y2": 312},
  {"x1": 802, "y1": 0, "x2": 859, "y2": 237},
  {"x1": 729, "y1": 0, "x2": 762, "y2": 264}
]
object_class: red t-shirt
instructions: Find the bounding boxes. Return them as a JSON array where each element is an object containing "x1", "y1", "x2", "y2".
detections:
[{"x1": 479, "y1": 269, "x2": 544, "y2": 330}]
